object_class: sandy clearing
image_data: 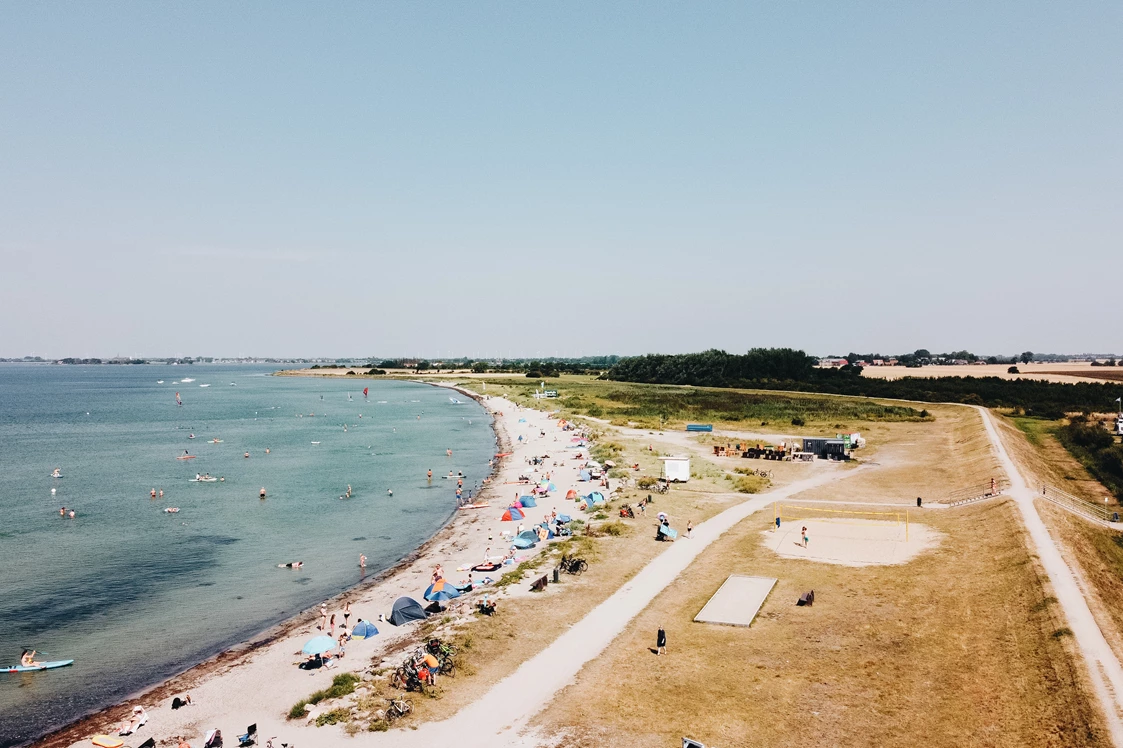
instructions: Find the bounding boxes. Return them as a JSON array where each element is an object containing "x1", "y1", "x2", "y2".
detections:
[
  {"x1": 979, "y1": 406, "x2": 1123, "y2": 745},
  {"x1": 760, "y1": 518, "x2": 939, "y2": 567},
  {"x1": 860, "y1": 362, "x2": 1110, "y2": 384}
]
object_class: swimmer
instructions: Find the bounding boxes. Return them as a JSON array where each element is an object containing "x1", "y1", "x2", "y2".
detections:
[
  {"x1": 278, "y1": 561, "x2": 304, "y2": 568},
  {"x1": 159, "y1": 489, "x2": 164, "y2": 498},
  {"x1": 427, "y1": 469, "x2": 432, "y2": 481},
  {"x1": 244, "y1": 452, "x2": 250, "y2": 458},
  {"x1": 359, "y1": 553, "x2": 366, "y2": 568},
  {"x1": 265, "y1": 448, "x2": 270, "y2": 454},
  {"x1": 259, "y1": 487, "x2": 267, "y2": 499},
  {"x1": 68, "y1": 510, "x2": 75, "y2": 519},
  {"x1": 387, "y1": 489, "x2": 393, "y2": 496},
  {"x1": 447, "y1": 448, "x2": 452, "y2": 457},
  {"x1": 59, "y1": 507, "x2": 66, "y2": 516},
  {"x1": 346, "y1": 484, "x2": 352, "y2": 498},
  {"x1": 150, "y1": 488, "x2": 156, "y2": 498}
]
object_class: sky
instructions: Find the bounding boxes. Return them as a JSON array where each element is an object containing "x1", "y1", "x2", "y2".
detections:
[{"x1": 1, "y1": 2, "x2": 1120, "y2": 359}]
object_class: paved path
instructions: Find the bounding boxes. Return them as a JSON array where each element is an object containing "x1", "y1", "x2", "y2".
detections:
[
  {"x1": 977, "y1": 407, "x2": 1123, "y2": 745},
  {"x1": 356, "y1": 464, "x2": 865, "y2": 747}
]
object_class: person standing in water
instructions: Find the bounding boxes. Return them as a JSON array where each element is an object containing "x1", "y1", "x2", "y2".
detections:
[
  {"x1": 359, "y1": 553, "x2": 366, "y2": 568},
  {"x1": 427, "y1": 468, "x2": 433, "y2": 481},
  {"x1": 259, "y1": 487, "x2": 266, "y2": 499}
]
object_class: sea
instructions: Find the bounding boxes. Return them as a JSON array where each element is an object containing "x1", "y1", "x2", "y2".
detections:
[{"x1": 0, "y1": 364, "x2": 493, "y2": 748}]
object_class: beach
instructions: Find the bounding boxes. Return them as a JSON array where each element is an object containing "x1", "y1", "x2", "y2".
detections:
[{"x1": 43, "y1": 386, "x2": 589, "y2": 748}]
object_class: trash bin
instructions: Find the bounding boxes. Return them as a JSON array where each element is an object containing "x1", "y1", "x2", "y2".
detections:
[
  {"x1": 1114, "y1": 512, "x2": 1119, "y2": 523},
  {"x1": 553, "y1": 568, "x2": 560, "y2": 583},
  {"x1": 917, "y1": 496, "x2": 922, "y2": 507}
]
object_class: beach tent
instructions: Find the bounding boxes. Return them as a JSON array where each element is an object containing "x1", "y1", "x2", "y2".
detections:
[
  {"x1": 518, "y1": 495, "x2": 537, "y2": 508},
  {"x1": 556, "y1": 514, "x2": 572, "y2": 523},
  {"x1": 585, "y1": 491, "x2": 605, "y2": 504},
  {"x1": 565, "y1": 489, "x2": 578, "y2": 500},
  {"x1": 500, "y1": 505, "x2": 525, "y2": 522},
  {"x1": 351, "y1": 620, "x2": 379, "y2": 639},
  {"x1": 388, "y1": 596, "x2": 428, "y2": 626},
  {"x1": 512, "y1": 530, "x2": 539, "y2": 549},
  {"x1": 537, "y1": 522, "x2": 556, "y2": 540},
  {"x1": 578, "y1": 470, "x2": 591, "y2": 481},
  {"x1": 424, "y1": 578, "x2": 461, "y2": 602}
]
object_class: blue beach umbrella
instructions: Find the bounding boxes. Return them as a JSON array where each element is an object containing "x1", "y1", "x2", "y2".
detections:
[
  {"x1": 351, "y1": 620, "x2": 379, "y2": 640},
  {"x1": 302, "y1": 635, "x2": 337, "y2": 655},
  {"x1": 424, "y1": 578, "x2": 461, "y2": 602}
]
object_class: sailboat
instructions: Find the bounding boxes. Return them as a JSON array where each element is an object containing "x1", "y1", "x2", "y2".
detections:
[
  {"x1": 176, "y1": 392, "x2": 182, "y2": 407},
  {"x1": 363, "y1": 387, "x2": 368, "y2": 399}
]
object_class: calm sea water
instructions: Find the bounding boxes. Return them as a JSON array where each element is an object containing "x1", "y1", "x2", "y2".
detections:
[{"x1": 0, "y1": 365, "x2": 492, "y2": 748}]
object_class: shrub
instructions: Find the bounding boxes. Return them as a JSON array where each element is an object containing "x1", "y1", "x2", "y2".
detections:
[
  {"x1": 316, "y1": 707, "x2": 352, "y2": 726},
  {"x1": 601, "y1": 521, "x2": 628, "y2": 536},
  {"x1": 732, "y1": 475, "x2": 769, "y2": 494},
  {"x1": 366, "y1": 368, "x2": 387, "y2": 375},
  {"x1": 1008, "y1": 366, "x2": 1020, "y2": 374},
  {"x1": 288, "y1": 673, "x2": 362, "y2": 719},
  {"x1": 791, "y1": 417, "x2": 806, "y2": 427},
  {"x1": 636, "y1": 476, "x2": 659, "y2": 489},
  {"x1": 288, "y1": 700, "x2": 310, "y2": 720}
]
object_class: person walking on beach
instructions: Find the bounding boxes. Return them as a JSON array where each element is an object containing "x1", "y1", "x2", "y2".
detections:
[
  {"x1": 329, "y1": 613, "x2": 336, "y2": 636},
  {"x1": 656, "y1": 626, "x2": 667, "y2": 656},
  {"x1": 802, "y1": 526, "x2": 809, "y2": 548},
  {"x1": 319, "y1": 603, "x2": 328, "y2": 631},
  {"x1": 343, "y1": 602, "x2": 351, "y2": 626}
]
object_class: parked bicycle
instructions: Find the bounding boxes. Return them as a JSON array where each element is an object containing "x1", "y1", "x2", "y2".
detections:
[
  {"x1": 558, "y1": 554, "x2": 588, "y2": 575},
  {"x1": 384, "y1": 696, "x2": 413, "y2": 723}
]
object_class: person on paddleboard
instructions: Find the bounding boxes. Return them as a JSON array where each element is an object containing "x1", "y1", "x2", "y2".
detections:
[{"x1": 20, "y1": 649, "x2": 43, "y2": 667}]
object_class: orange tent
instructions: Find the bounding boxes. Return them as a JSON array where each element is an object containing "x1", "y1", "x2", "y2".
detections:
[{"x1": 565, "y1": 489, "x2": 578, "y2": 499}]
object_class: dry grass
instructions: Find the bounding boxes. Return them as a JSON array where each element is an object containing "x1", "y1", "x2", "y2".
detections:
[
  {"x1": 1000, "y1": 415, "x2": 1115, "y2": 504},
  {"x1": 791, "y1": 404, "x2": 1000, "y2": 504},
  {"x1": 532, "y1": 494, "x2": 1108, "y2": 748},
  {"x1": 1036, "y1": 500, "x2": 1123, "y2": 664}
]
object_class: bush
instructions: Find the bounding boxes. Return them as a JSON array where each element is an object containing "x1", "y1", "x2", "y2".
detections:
[
  {"x1": 791, "y1": 417, "x2": 805, "y2": 427},
  {"x1": 636, "y1": 476, "x2": 659, "y2": 489},
  {"x1": 366, "y1": 368, "x2": 387, "y2": 375},
  {"x1": 732, "y1": 475, "x2": 769, "y2": 494},
  {"x1": 288, "y1": 673, "x2": 362, "y2": 719},
  {"x1": 346, "y1": 370, "x2": 356, "y2": 376},
  {"x1": 1008, "y1": 366, "x2": 1020, "y2": 374},
  {"x1": 289, "y1": 700, "x2": 310, "y2": 720},
  {"x1": 316, "y1": 707, "x2": 352, "y2": 726},
  {"x1": 601, "y1": 521, "x2": 628, "y2": 536}
]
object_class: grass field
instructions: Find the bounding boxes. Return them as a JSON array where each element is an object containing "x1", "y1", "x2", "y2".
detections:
[{"x1": 455, "y1": 375, "x2": 930, "y2": 431}]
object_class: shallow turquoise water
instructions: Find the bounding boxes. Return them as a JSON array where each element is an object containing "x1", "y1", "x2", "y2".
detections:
[{"x1": 0, "y1": 365, "x2": 492, "y2": 747}]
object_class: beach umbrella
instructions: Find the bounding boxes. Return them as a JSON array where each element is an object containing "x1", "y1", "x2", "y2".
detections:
[
  {"x1": 302, "y1": 635, "x2": 337, "y2": 655},
  {"x1": 351, "y1": 620, "x2": 379, "y2": 640},
  {"x1": 424, "y1": 578, "x2": 461, "y2": 602}
]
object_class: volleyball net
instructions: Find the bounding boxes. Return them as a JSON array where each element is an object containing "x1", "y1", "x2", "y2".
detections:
[{"x1": 774, "y1": 503, "x2": 909, "y2": 540}]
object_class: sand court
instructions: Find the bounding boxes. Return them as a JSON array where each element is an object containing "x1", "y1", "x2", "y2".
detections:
[{"x1": 761, "y1": 517, "x2": 939, "y2": 567}]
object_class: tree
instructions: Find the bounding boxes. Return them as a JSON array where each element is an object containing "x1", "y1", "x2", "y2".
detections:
[
  {"x1": 986, "y1": 356, "x2": 999, "y2": 365},
  {"x1": 1008, "y1": 366, "x2": 1020, "y2": 374},
  {"x1": 1020, "y1": 351, "x2": 1034, "y2": 364},
  {"x1": 914, "y1": 349, "x2": 931, "y2": 359},
  {"x1": 471, "y1": 361, "x2": 488, "y2": 374},
  {"x1": 415, "y1": 360, "x2": 431, "y2": 372}
]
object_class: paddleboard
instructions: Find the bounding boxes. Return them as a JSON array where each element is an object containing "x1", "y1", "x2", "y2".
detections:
[
  {"x1": 4, "y1": 659, "x2": 74, "y2": 673},
  {"x1": 457, "y1": 502, "x2": 490, "y2": 510},
  {"x1": 91, "y1": 736, "x2": 124, "y2": 748},
  {"x1": 176, "y1": 455, "x2": 196, "y2": 460}
]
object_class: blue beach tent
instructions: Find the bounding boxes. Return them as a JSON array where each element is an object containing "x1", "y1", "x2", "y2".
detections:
[
  {"x1": 518, "y1": 495, "x2": 537, "y2": 508},
  {"x1": 388, "y1": 596, "x2": 428, "y2": 626},
  {"x1": 351, "y1": 620, "x2": 379, "y2": 639},
  {"x1": 512, "y1": 530, "x2": 539, "y2": 549},
  {"x1": 578, "y1": 470, "x2": 590, "y2": 481}
]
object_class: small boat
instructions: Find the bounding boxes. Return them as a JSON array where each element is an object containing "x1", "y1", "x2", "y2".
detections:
[
  {"x1": 457, "y1": 502, "x2": 490, "y2": 510},
  {"x1": 181, "y1": 378, "x2": 195, "y2": 383},
  {"x1": 4, "y1": 659, "x2": 74, "y2": 673},
  {"x1": 199, "y1": 384, "x2": 210, "y2": 388},
  {"x1": 230, "y1": 382, "x2": 236, "y2": 386},
  {"x1": 188, "y1": 434, "x2": 196, "y2": 439},
  {"x1": 164, "y1": 507, "x2": 180, "y2": 513},
  {"x1": 191, "y1": 474, "x2": 218, "y2": 483},
  {"x1": 310, "y1": 441, "x2": 321, "y2": 445},
  {"x1": 157, "y1": 380, "x2": 164, "y2": 384}
]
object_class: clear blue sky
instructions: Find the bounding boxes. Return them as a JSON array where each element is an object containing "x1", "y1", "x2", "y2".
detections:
[{"x1": 1, "y1": 2, "x2": 1119, "y2": 358}]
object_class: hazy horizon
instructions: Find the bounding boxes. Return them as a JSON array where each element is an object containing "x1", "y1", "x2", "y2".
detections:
[{"x1": 2, "y1": 3, "x2": 1120, "y2": 358}]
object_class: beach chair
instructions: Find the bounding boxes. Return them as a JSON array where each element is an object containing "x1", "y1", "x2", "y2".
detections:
[{"x1": 238, "y1": 723, "x2": 257, "y2": 746}]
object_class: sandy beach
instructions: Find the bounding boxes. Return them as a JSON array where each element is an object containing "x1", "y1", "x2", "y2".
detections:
[{"x1": 44, "y1": 385, "x2": 593, "y2": 748}]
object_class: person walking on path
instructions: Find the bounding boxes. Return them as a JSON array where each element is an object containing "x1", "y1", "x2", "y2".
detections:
[
  {"x1": 656, "y1": 626, "x2": 667, "y2": 656},
  {"x1": 686, "y1": 520, "x2": 693, "y2": 539},
  {"x1": 802, "y1": 526, "x2": 809, "y2": 548}
]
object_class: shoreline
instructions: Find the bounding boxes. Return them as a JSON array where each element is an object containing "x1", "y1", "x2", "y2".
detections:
[{"x1": 33, "y1": 379, "x2": 515, "y2": 748}]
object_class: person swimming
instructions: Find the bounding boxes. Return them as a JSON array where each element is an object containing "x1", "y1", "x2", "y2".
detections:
[{"x1": 278, "y1": 561, "x2": 303, "y2": 568}]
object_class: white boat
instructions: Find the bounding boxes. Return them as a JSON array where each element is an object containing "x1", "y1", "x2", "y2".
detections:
[
  {"x1": 311, "y1": 441, "x2": 321, "y2": 445},
  {"x1": 230, "y1": 382, "x2": 236, "y2": 386},
  {"x1": 157, "y1": 380, "x2": 164, "y2": 384},
  {"x1": 191, "y1": 474, "x2": 219, "y2": 483},
  {"x1": 181, "y1": 378, "x2": 195, "y2": 383},
  {"x1": 199, "y1": 384, "x2": 210, "y2": 388}
]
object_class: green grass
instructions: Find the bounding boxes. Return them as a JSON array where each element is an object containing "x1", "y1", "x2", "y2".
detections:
[
  {"x1": 730, "y1": 474, "x2": 769, "y2": 494},
  {"x1": 462, "y1": 375, "x2": 928, "y2": 429},
  {"x1": 315, "y1": 707, "x2": 352, "y2": 726},
  {"x1": 288, "y1": 672, "x2": 362, "y2": 719},
  {"x1": 1010, "y1": 415, "x2": 1058, "y2": 447}
]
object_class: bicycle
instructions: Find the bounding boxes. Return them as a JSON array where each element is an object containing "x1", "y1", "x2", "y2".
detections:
[
  {"x1": 385, "y1": 696, "x2": 413, "y2": 723},
  {"x1": 265, "y1": 739, "x2": 293, "y2": 748}
]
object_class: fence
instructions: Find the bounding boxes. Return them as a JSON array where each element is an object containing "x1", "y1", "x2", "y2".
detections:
[
  {"x1": 944, "y1": 480, "x2": 1009, "y2": 507},
  {"x1": 1040, "y1": 484, "x2": 1117, "y2": 524}
]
